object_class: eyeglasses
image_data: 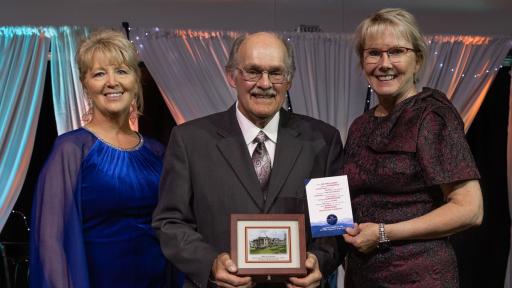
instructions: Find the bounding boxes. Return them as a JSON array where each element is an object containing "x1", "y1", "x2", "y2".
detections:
[
  {"x1": 363, "y1": 47, "x2": 417, "y2": 64},
  {"x1": 236, "y1": 67, "x2": 289, "y2": 84}
]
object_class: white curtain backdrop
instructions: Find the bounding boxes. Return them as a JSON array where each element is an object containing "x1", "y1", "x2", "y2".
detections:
[
  {"x1": 0, "y1": 27, "x2": 51, "y2": 230},
  {"x1": 132, "y1": 29, "x2": 240, "y2": 124},
  {"x1": 0, "y1": 26, "x2": 90, "y2": 231},
  {"x1": 283, "y1": 32, "x2": 367, "y2": 142},
  {"x1": 132, "y1": 28, "x2": 510, "y2": 142},
  {"x1": 420, "y1": 35, "x2": 512, "y2": 131},
  {"x1": 131, "y1": 29, "x2": 369, "y2": 141},
  {"x1": 50, "y1": 26, "x2": 89, "y2": 135}
]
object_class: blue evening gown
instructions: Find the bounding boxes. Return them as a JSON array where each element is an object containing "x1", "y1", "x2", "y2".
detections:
[{"x1": 30, "y1": 128, "x2": 175, "y2": 288}]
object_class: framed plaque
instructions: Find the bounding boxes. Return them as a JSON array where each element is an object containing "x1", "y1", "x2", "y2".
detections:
[{"x1": 230, "y1": 214, "x2": 307, "y2": 282}]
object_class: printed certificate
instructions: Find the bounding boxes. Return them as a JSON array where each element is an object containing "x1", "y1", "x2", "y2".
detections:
[{"x1": 305, "y1": 175, "x2": 354, "y2": 238}]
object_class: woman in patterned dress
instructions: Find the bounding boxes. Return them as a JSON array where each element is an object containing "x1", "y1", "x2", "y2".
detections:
[{"x1": 341, "y1": 8, "x2": 483, "y2": 287}]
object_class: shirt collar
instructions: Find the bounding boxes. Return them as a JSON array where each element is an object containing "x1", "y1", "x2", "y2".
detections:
[{"x1": 236, "y1": 101, "x2": 279, "y2": 145}]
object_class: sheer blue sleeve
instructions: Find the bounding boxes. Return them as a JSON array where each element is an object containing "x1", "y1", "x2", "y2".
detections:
[
  {"x1": 143, "y1": 136, "x2": 165, "y2": 158},
  {"x1": 29, "y1": 129, "x2": 95, "y2": 288}
]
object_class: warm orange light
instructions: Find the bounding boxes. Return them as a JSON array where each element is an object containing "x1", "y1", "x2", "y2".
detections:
[{"x1": 429, "y1": 35, "x2": 490, "y2": 45}]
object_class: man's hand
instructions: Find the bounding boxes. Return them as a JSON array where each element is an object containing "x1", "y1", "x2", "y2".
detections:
[
  {"x1": 211, "y1": 253, "x2": 253, "y2": 288},
  {"x1": 287, "y1": 252, "x2": 322, "y2": 288}
]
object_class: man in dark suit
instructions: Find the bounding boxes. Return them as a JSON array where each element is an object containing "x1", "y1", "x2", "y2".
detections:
[{"x1": 153, "y1": 32, "x2": 343, "y2": 288}]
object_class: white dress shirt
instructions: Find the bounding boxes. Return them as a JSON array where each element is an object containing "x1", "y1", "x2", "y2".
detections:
[{"x1": 235, "y1": 102, "x2": 279, "y2": 167}]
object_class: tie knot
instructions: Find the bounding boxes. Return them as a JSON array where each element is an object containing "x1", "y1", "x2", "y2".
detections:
[{"x1": 254, "y1": 131, "x2": 267, "y2": 144}]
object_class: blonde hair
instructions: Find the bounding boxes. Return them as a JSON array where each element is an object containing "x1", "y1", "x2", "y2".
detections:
[
  {"x1": 354, "y1": 8, "x2": 427, "y2": 70},
  {"x1": 76, "y1": 29, "x2": 143, "y2": 120}
]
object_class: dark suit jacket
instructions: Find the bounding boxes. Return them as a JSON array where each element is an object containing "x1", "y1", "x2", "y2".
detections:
[{"x1": 153, "y1": 105, "x2": 344, "y2": 288}]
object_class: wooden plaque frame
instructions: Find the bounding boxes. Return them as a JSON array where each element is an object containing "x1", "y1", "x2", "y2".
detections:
[{"x1": 230, "y1": 214, "x2": 307, "y2": 282}]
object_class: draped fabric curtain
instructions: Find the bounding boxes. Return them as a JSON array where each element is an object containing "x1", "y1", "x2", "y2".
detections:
[
  {"x1": 0, "y1": 27, "x2": 51, "y2": 230},
  {"x1": 50, "y1": 26, "x2": 89, "y2": 135},
  {"x1": 132, "y1": 29, "x2": 241, "y2": 124},
  {"x1": 420, "y1": 36, "x2": 512, "y2": 131},
  {"x1": 131, "y1": 29, "x2": 368, "y2": 141},
  {"x1": 0, "y1": 26, "x2": 90, "y2": 230},
  {"x1": 282, "y1": 32, "x2": 366, "y2": 142},
  {"x1": 131, "y1": 28, "x2": 510, "y2": 142}
]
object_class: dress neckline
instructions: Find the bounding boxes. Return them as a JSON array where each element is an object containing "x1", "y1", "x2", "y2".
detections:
[
  {"x1": 369, "y1": 90, "x2": 422, "y2": 120},
  {"x1": 81, "y1": 127, "x2": 144, "y2": 152}
]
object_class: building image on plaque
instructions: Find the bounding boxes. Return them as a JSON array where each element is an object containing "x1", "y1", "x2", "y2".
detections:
[{"x1": 246, "y1": 228, "x2": 291, "y2": 263}]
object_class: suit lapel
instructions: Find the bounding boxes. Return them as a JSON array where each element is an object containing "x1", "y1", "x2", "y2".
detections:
[
  {"x1": 264, "y1": 110, "x2": 303, "y2": 212},
  {"x1": 216, "y1": 105, "x2": 265, "y2": 211}
]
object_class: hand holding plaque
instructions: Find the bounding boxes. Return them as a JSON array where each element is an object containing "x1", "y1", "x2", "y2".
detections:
[
  {"x1": 288, "y1": 252, "x2": 322, "y2": 288},
  {"x1": 211, "y1": 253, "x2": 252, "y2": 287}
]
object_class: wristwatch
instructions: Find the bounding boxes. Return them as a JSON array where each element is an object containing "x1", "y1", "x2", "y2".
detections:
[{"x1": 377, "y1": 223, "x2": 391, "y2": 250}]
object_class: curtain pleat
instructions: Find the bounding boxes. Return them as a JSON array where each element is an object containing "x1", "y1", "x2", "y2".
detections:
[
  {"x1": 131, "y1": 29, "x2": 511, "y2": 142},
  {"x1": 284, "y1": 32, "x2": 367, "y2": 142},
  {"x1": 50, "y1": 26, "x2": 89, "y2": 135},
  {"x1": 132, "y1": 29, "x2": 240, "y2": 124},
  {"x1": 420, "y1": 36, "x2": 512, "y2": 131},
  {"x1": 0, "y1": 27, "x2": 51, "y2": 230}
]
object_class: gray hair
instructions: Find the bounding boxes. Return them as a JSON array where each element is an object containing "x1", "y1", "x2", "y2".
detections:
[{"x1": 225, "y1": 32, "x2": 296, "y2": 80}]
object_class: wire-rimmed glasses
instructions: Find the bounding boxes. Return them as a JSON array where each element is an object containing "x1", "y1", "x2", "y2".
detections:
[
  {"x1": 363, "y1": 47, "x2": 417, "y2": 64},
  {"x1": 236, "y1": 67, "x2": 289, "y2": 84}
]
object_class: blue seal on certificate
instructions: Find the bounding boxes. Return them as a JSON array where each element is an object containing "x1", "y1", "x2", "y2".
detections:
[{"x1": 326, "y1": 214, "x2": 338, "y2": 225}]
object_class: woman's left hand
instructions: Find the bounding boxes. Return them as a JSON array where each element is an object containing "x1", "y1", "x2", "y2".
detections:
[{"x1": 343, "y1": 222, "x2": 379, "y2": 253}]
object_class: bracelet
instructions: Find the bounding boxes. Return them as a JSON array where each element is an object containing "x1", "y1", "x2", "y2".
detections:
[{"x1": 377, "y1": 223, "x2": 391, "y2": 250}]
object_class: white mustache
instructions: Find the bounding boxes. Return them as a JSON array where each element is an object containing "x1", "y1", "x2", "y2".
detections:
[{"x1": 250, "y1": 87, "x2": 277, "y2": 97}]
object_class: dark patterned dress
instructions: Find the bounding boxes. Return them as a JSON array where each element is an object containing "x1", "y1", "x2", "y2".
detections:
[{"x1": 341, "y1": 88, "x2": 480, "y2": 287}]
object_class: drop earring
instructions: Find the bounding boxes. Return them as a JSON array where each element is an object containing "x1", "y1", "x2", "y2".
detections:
[{"x1": 82, "y1": 97, "x2": 94, "y2": 123}]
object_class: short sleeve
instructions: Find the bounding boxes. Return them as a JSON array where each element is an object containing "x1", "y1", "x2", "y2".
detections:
[{"x1": 417, "y1": 105, "x2": 480, "y2": 186}]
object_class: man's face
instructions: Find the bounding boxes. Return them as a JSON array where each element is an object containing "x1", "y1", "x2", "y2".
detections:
[{"x1": 227, "y1": 33, "x2": 292, "y2": 128}]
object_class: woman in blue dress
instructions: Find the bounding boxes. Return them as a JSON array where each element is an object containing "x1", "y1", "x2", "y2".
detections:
[{"x1": 30, "y1": 30, "x2": 175, "y2": 288}]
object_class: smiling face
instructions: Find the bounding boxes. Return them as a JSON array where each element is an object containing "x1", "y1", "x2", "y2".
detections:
[
  {"x1": 226, "y1": 33, "x2": 291, "y2": 128},
  {"x1": 363, "y1": 27, "x2": 420, "y2": 103},
  {"x1": 84, "y1": 51, "x2": 139, "y2": 120}
]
